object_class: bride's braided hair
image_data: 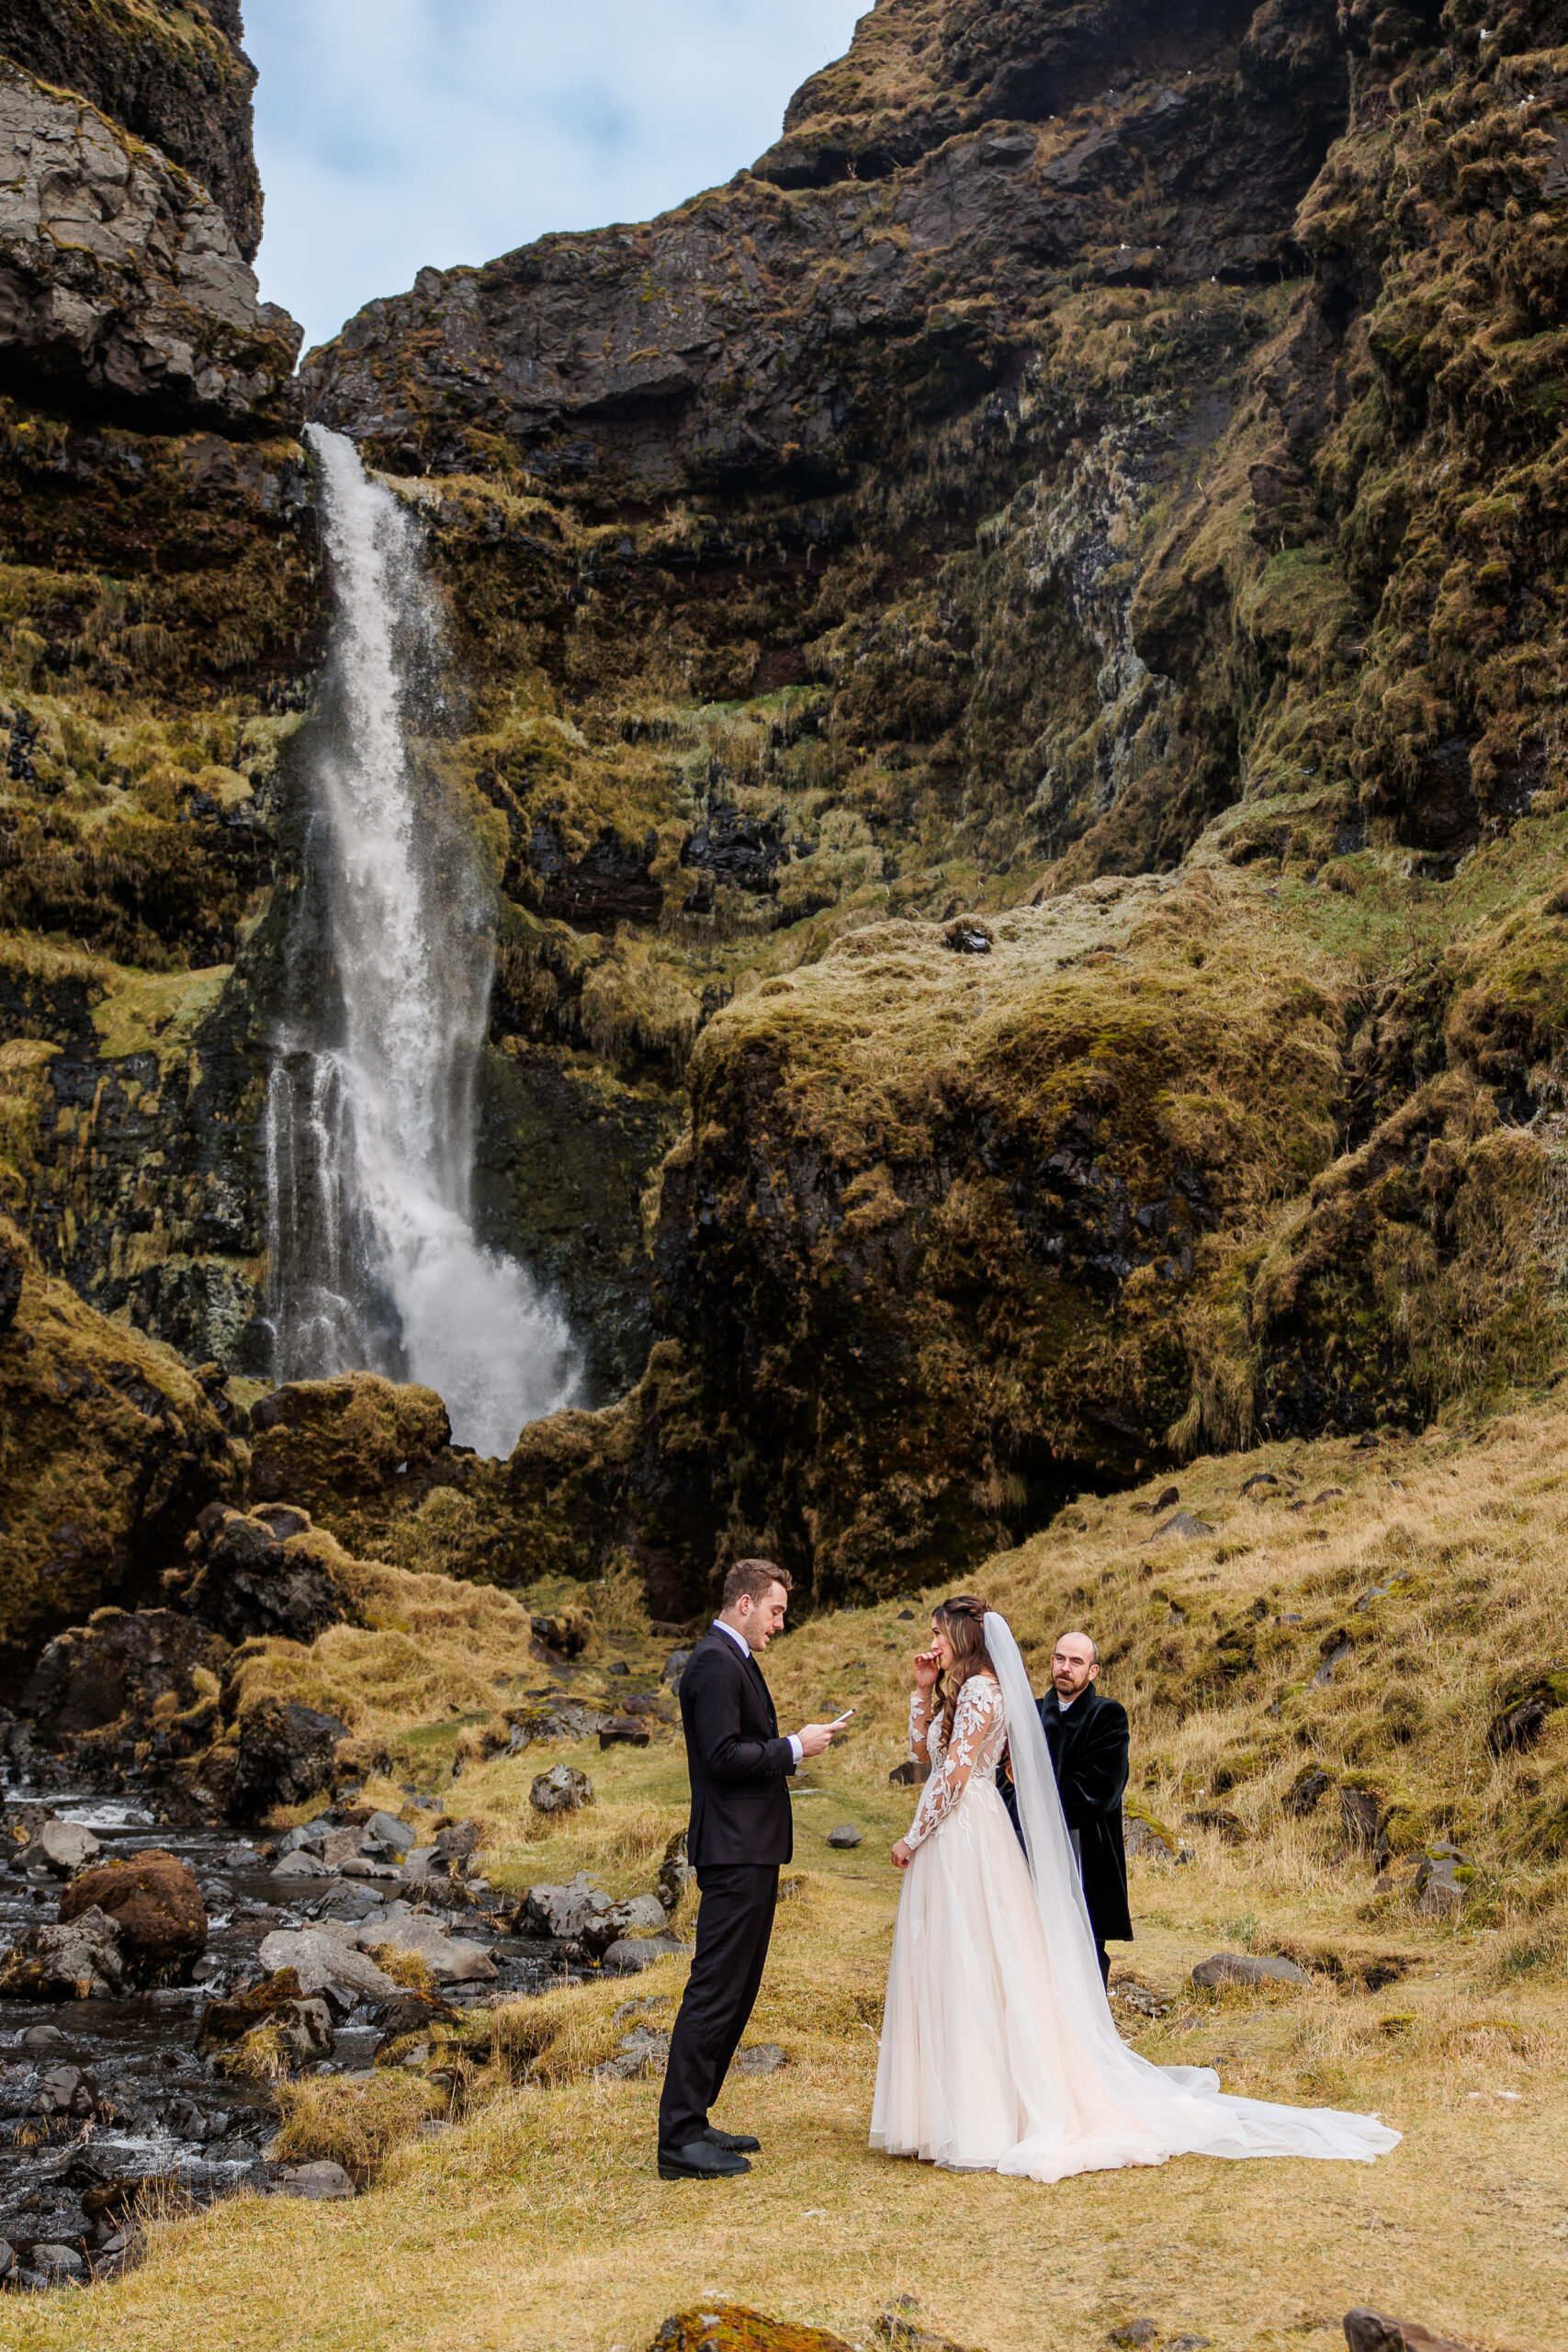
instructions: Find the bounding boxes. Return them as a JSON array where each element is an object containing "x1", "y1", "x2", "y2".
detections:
[{"x1": 931, "y1": 1594, "x2": 992, "y2": 1748}]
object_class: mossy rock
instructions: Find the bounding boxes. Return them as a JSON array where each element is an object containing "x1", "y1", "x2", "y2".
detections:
[{"x1": 0, "y1": 1216, "x2": 239, "y2": 1663}]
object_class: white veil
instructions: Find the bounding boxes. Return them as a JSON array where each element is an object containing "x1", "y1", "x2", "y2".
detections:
[
  {"x1": 976, "y1": 1610, "x2": 1403, "y2": 2174},
  {"x1": 983, "y1": 1610, "x2": 1132, "y2": 2064}
]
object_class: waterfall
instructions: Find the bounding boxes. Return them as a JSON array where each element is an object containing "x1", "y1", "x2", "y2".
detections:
[{"x1": 264, "y1": 424, "x2": 579, "y2": 1458}]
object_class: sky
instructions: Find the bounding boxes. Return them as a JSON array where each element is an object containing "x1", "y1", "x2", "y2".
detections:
[{"x1": 246, "y1": 0, "x2": 871, "y2": 357}]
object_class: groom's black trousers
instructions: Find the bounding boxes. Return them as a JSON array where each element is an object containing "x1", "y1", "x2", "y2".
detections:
[{"x1": 657, "y1": 1862, "x2": 778, "y2": 2154}]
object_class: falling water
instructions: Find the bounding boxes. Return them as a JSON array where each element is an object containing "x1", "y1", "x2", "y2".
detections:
[{"x1": 264, "y1": 424, "x2": 578, "y2": 1457}]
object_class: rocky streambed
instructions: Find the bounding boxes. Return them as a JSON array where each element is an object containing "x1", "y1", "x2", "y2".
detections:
[{"x1": 0, "y1": 1762, "x2": 691, "y2": 2290}]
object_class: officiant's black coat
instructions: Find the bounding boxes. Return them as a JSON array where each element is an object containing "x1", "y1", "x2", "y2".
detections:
[
  {"x1": 678, "y1": 1627, "x2": 796, "y2": 1867},
  {"x1": 1005, "y1": 1684, "x2": 1133, "y2": 1946}
]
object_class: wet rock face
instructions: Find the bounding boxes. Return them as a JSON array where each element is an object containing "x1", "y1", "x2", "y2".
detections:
[
  {"x1": 0, "y1": 0, "x2": 265, "y2": 261},
  {"x1": 0, "y1": 61, "x2": 299, "y2": 429},
  {"x1": 59, "y1": 1850, "x2": 207, "y2": 1985}
]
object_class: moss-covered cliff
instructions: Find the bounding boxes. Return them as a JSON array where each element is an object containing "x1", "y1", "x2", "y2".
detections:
[{"x1": 11, "y1": 0, "x2": 1568, "y2": 1643}]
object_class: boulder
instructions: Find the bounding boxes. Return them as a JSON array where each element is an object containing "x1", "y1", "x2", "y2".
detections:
[
  {"x1": 60, "y1": 1852, "x2": 206, "y2": 1984},
  {"x1": 1122, "y1": 1801, "x2": 1178, "y2": 1859},
  {"x1": 521, "y1": 1874, "x2": 615, "y2": 1941},
  {"x1": 21, "y1": 1609, "x2": 231, "y2": 1751},
  {"x1": 1413, "y1": 1845, "x2": 1472, "y2": 1919},
  {"x1": 531, "y1": 1763, "x2": 592, "y2": 1815},
  {"x1": 274, "y1": 2162, "x2": 355, "y2": 2200},
  {"x1": 1191, "y1": 1952, "x2": 1308, "y2": 1990},
  {"x1": 363, "y1": 1914, "x2": 497, "y2": 1984},
  {"x1": 432, "y1": 1818, "x2": 481, "y2": 1870},
  {"x1": 31, "y1": 2063, "x2": 96, "y2": 2117},
  {"x1": 583, "y1": 1894, "x2": 670, "y2": 1955},
  {"x1": 661, "y1": 1649, "x2": 693, "y2": 1689},
  {"x1": 28, "y1": 2244, "x2": 85, "y2": 2281},
  {"x1": 828, "y1": 1824, "x2": 863, "y2": 1849},
  {"x1": 1343, "y1": 2312, "x2": 1475, "y2": 2352},
  {"x1": 230, "y1": 1697, "x2": 351, "y2": 1819},
  {"x1": 1153, "y1": 1511, "x2": 1217, "y2": 1542},
  {"x1": 0, "y1": 1906, "x2": 124, "y2": 2000},
  {"x1": 602, "y1": 1935, "x2": 686, "y2": 1973},
  {"x1": 37, "y1": 1818, "x2": 100, "y2": 1877},
  {"x1": 255, "y1": 1928, "x2": 396, "y2": 2005},
  {"x1": 175, "y1": 1506, "x2": 350, "y2": 1645},
  {"x1": 271, "y1": 1850, "x2": 327, "y2": 1882},
  {"x1": 365, "y1": 1811, "x2": 414, "y2": 1853}
]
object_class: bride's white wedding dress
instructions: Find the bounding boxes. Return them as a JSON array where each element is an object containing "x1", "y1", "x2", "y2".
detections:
[{"x1": 869, "y1": 1614, "x2": 1401, "y2": 2182}]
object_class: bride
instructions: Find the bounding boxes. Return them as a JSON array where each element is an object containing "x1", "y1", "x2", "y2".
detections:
[{"x1": 870, "y1": 1595, "x2": 1402, "y2": 2181}]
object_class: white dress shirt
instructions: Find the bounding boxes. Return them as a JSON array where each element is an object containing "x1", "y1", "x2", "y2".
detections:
[{"x1": 712, "y1": 1617, "x2": 804, "y2": 1766}]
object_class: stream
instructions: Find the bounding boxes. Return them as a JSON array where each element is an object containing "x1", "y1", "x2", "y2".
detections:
[{"x1": 0, "y1": 1767, "x2": 577, "y2": 2288}]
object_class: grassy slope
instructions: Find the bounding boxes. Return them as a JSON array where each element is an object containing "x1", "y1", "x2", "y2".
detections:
[{"x1": 17, "y1": 1409, "x2": 1568, "y2": 2352}]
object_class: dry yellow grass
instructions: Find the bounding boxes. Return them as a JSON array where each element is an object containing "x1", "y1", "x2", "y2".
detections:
[{"x1": 19, "y1": 1408, "x2": 1568, "y2": 2352}]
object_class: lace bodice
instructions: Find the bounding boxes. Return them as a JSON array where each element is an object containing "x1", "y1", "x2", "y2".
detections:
[{"x1": 905, "y1": 1674, "x2": 1007, "y2": 1850}]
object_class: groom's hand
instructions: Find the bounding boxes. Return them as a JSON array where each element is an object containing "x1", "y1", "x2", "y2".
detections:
[{"x1": 796, "y1": 1722, "x2": 835, "y2": 1758}]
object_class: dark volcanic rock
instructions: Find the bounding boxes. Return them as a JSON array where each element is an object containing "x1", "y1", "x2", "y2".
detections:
[
  {"x1": 22, "y1": 1609, "x2": 230, "y2": 1748},
  {"x1": 176, "y1": 1505, "x2": 350, "y2": 1645},
  {"x1": 230, "y1": 1698, "x2": 352, "y2": 1820},
  {"x1": 0, "y1": 0, "x2": 265, "y2": 258}
]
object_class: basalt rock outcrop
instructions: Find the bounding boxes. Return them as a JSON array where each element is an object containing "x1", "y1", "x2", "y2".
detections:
[{"x1": 12, "y1": 0, "x2": 1568, "y2": 1630}]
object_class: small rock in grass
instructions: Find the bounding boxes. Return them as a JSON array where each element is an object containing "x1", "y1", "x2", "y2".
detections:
[
  {"x1": 732, "y1": 2042, "x2": 785, "y2": 2075},
  {"x1": 601, "y1": 1935, "x2": 685, "y2": 1973},
  {"x1": 1154, "y1": 1511, "x2": 1215, "y2": 1542},
  {"x1": 828, "y1": 1824, "x2": 862, "y2": 1849},
  {"x1": 1190, "y1": 1952, "x2": 1307, "y2": 1990},
  {"x1": 1107, "y1": 2324, "x2": 1157, "y2": 2350},
  {"x1": 274, "y1": 2161, "x2": 355, "y2": 2200},
  {"x1": 21, "y1": 2023, "x2": 67, "y2": 2052},
  {"x1": 1343, "y1": 2311, "x2": 1474, "y2": 2352},
  {"x1": 531, "y1": 1764, "x2": 592, "y2": 1815}
]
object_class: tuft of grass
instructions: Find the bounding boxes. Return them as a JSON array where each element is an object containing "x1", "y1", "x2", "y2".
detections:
[{"x1": 269, "y1": 2072, "x2": 446, "y2": 2186}]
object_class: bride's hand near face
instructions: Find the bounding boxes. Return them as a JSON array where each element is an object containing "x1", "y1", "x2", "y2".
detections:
[{"x1": 912, "y1": 1648, "x2": 940, "y2": 1693}]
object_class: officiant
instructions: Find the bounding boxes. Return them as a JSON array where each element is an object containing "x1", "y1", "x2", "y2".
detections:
[{"x1": 1001, "y1": 1628, "x2": 1132, "y2": 1985}]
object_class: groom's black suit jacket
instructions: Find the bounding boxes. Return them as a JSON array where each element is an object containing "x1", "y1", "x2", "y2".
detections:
[
  {"x1": 1005, "y1": 1684, "x2": 1133, "y2": 1944},
  {"x1": 678, "y1": 1627, "x2": 796, "y2": 1868}
]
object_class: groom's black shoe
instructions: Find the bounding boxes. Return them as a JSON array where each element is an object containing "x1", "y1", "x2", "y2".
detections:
[
  {"x1": 658, "y1": 2140, "x2": 752, "y2": 2181},
  {"x1": 704, "y1": 2125, "x2": 761, "y2": 2154}
]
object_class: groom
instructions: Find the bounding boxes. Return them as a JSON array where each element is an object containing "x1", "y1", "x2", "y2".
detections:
[
  {"x1": 1003, "y1": 1628, "x2": 1132, "y2": 1986},
  {"x1": 657, "y1": 1558, "x2": 836, "y2": 2180}
]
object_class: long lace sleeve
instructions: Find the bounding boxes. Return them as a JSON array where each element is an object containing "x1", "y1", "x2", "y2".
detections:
[
  {"x1": 908, "y1": 1687, "x2": 933, "y2": 1768},
  {"x1": 905, "y1": 1678, "x2": 1000, "y2": 1851}
]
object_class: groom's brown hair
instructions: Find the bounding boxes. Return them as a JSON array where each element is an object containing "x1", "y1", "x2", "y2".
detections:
[{"x1": 722, "y1": 1557, "x2": 794, "y2": 1609}]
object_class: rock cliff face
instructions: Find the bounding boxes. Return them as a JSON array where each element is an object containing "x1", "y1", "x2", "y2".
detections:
[{"x1": 9, "y1": 0, "x2": 1568, "y2": 1634}]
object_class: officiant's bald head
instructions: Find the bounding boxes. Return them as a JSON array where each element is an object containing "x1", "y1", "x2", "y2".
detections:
[{"x1": 1051, "y1": 1630, "x2": 1100, "y2": 1702}]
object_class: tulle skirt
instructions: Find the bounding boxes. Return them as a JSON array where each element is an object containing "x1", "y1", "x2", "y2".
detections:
[{"x1": 869, "y1": 1780, "x2": 1402, "y2": 2184}]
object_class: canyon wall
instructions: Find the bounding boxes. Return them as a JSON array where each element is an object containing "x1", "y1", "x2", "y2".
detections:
[{"x1": 7, "y1": 0, "x2": 1568, "y2": 1643}]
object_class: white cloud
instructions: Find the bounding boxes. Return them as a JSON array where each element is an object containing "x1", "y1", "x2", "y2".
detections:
[{"x1": 246, "y1": 0, "x2": 871, "y2": 355}]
